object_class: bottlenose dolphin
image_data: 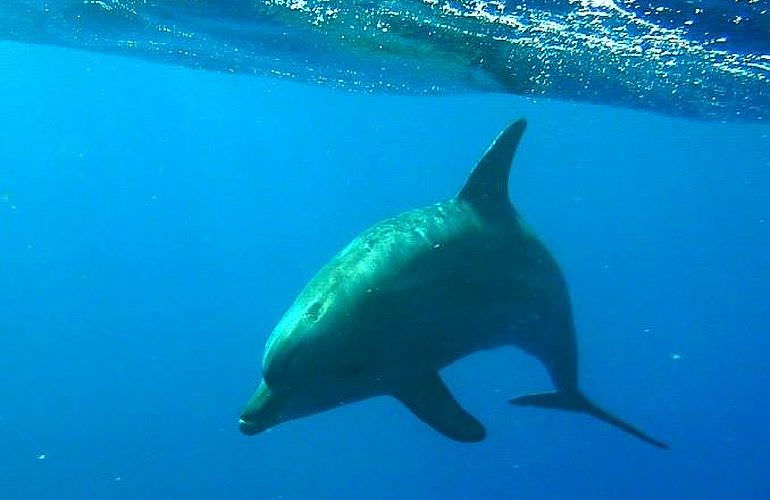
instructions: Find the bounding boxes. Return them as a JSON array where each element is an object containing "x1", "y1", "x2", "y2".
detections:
[{"x1": 239, "y1": 119, "x2": 667, "y2": 448}]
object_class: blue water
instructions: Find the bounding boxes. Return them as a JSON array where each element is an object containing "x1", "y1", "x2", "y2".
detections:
[{"x1": 2, "y1": 21, "x2": 770, "y2": 500}]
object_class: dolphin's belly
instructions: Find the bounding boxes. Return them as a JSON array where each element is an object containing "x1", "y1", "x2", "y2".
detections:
[{"x1": 362, "y1": 288, "x2": 546, "y2": 375}]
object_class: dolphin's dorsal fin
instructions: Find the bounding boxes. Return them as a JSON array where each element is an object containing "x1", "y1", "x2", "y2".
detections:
[
  {"x1": 458, "y1": 119, "x2": 527, "y2": 215},
  {"x1": 393, "y1": 372, "x2": 486, "y2": 443}
]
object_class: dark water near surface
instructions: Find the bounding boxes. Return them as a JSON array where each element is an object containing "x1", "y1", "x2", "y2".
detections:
[
  {"x1": 1, "y1": 0, "x2": 769, "y2": 120},
  {"x1": 624, "y1": 0, "x2": 770, "y2": 52},
  {"x1": 1, "y1": 2, "x2": 770, "y2": 499}
]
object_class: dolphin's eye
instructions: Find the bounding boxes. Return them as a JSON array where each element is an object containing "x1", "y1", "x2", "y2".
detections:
[{"x1": 305, "y1": 302, "x2": 322, "y2": 322}]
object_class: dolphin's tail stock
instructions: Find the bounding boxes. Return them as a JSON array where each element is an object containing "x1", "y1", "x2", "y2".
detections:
[{"x1": 509, "y1": 391, "x2": 669, "y2": 449}]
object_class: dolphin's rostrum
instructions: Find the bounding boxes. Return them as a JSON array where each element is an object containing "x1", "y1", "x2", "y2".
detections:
[{"x1": 239, "y1": 120, "x2": 668, "y2": 449}]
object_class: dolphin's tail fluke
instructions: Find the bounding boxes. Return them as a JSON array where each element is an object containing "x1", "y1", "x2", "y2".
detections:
[{"x1": 510, "y1": 391, "x2": 669, "y2": 450}]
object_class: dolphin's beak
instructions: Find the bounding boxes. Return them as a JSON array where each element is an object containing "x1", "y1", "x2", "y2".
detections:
[
  {"x1": 239, "y1": 380, "x2": 278, "y2": 436},
  {"x1": 238, "y1": 417, "x2": 262, "y2": 436}
]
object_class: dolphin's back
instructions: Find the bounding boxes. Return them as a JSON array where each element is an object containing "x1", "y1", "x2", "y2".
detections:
[
  {"x1": 284, "y1": 119, "x2": 561, "y2": 364},
  {"x1": 291, "y1": 120, "x2": 570, "y2": 372}
]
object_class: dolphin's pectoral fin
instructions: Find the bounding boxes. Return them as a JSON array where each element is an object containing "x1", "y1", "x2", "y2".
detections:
[
  {"x1": 510, "y1": 391, "x2": 669, "y2": 450},
  {"x1": 394, "y1": 373, "x2": 486, "y2": 443}
]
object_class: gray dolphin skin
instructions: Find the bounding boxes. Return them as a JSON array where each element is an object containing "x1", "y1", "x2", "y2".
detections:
[{"x1": 239, "y1": 119, "x2": 668, "y2": 449}]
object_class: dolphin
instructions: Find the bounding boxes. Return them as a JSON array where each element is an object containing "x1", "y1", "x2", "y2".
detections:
[{"x1": 239, "y1": 119, "x2": 668, "y2": 449}]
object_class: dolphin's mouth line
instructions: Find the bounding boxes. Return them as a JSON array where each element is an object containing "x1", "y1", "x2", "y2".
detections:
[{"x1": 238, "y1": 417, "x2": 261, "y2": 436}]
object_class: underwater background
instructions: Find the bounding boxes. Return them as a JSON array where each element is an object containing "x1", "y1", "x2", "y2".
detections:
[{"x1": 2, "y1": 1, "x2": 770, "y2": 499}]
